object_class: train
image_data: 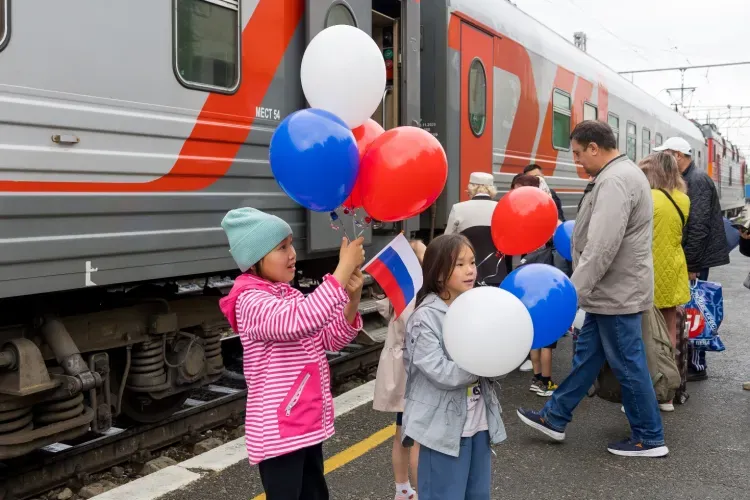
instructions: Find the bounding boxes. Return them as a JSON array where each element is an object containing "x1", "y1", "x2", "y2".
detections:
[
  {"x1": 0, "y1": 0, "x2": 744, "y2": 461},
  {"x1": 700, "y1": 123, "x2": 747, "y2": 213}
]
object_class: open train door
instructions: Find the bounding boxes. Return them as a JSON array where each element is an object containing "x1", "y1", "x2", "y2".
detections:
[
  {"x1": 306, "y1": 0, "x2": 374, "y2": 253},
  {"x1": 306, "y1": 0, "x2": 421, "y2": 252}
]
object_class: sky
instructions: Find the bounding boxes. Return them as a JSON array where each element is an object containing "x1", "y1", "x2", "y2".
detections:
[{"x1": 513, "y1": 0, "x2": 750, "y2": 156}]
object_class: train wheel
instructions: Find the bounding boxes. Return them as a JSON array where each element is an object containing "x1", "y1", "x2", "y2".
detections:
[
  {"x1": 110, "y1": 348, "x2": 188, "y2": 425},
  {"x1": 119, "y1": 390, "x2": 188, "y2": 424}
]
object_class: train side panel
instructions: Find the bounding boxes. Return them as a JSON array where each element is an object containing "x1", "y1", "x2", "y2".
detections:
[
  {"x1": 0, "y1": 0, "x2": 309, "y2": 299},
  {"x1": 426, "y1": 0, "x2": 711, "y2": 225},
  {"x1": 703, "y1": 127, "x2": 746, "y2": 214}
]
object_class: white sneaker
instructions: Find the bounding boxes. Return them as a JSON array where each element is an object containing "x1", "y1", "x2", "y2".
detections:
[
  {"x1": 519, "y1": 359, "x2": 533, "y2": 372},
  {"x1": 621, "y1": 406, "x2": 625, "y2": 413},
  {"x1": 394, "y1": 491, "x2": 417, "y2": 500},
  {"x1": 659, "y1": 402, "x2": 674, "y2": 412}
]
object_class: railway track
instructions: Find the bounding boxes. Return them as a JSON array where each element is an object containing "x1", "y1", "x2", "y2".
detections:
[{"x1": 0, "y1": 295, "x2": 387, "y2": 500}]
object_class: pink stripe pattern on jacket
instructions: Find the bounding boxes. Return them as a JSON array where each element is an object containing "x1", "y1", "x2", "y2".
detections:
[{"x1": 219, "y1": 273, "x2": 362, "y2": 465}]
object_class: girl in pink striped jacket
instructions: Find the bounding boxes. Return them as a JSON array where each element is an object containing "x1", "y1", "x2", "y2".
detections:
[{"x1": 218, "y1": 207, "x2": 365, "y2": 499}]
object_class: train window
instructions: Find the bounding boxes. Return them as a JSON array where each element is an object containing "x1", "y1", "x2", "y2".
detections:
[
  {"x1": 174, "y1": 0, "x2": 241, "y2": 94},
  {"x1": 0, "y1": 0, "x2": 7, "y2": 51},
  {"x1": 655, "y1": 133, "x2": 663, "y2": 148},
  {"x1": 326, "y1": 3, "x2": 356, "y2": 27},
  {"x1": 608, "y1": 112, "x2": 620, "y2": 148},
  {"x1": 468, "y1": 58, "x2": 487, "y2": 137},
  {"x1": 552, "y1": 89, "x2": 572, "y2": 150},
  {"x1": 642, "y1": 128, "x2": 651, "y2": 158},
  {"x1": 729, "y1": 166, "x2": 733, "y2": 186},
  {"x1": 626, "y1": 121, "x2": 637, "y2": 161},
  {"x1": 584, "y1": 102, "x2": 597, "y2": 121}
]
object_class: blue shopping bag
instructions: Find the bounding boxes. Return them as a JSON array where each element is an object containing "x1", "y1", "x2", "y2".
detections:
[{"x1": 685, "y1": 279, "x2": 725, "y2": 352}]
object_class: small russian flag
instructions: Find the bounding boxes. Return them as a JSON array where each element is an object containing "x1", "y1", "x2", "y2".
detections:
[{"x1": 362, "y1": 233, "x2": 423, "y2": 318}]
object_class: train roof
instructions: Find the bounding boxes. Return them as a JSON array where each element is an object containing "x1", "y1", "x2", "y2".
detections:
[{"x1": 448, "y1": 0, "x2": 706, "y2": 143}]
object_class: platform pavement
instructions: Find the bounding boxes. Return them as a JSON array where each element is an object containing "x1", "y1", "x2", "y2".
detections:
[{"x1": 104, "y1": 249, "x2": 750, "y2": 500}]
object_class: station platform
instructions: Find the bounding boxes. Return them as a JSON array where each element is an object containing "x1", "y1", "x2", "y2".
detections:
[{"x1": 100, "y1": 252, "x2": 750, "y2": 500}]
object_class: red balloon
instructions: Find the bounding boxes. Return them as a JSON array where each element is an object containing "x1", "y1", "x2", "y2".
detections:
[
  {"x1": 343, "y1": 119, "x2": 385, "y2": 209},
  {"x1": 359, "y1": 127, "x2": 447, "y2": 222},
  {"x1": 491, "y1": 186, "x2": 558, "y2": 255}
]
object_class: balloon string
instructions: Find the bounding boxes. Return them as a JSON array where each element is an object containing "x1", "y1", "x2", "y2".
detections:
[
  {"x1": 477, "y1": 252, "x2": 505, "y2": 287},
  {"x1": 476, "y1": 251, "x2": 497, "y2": 269},
  {"x1": 340, "y1": 218, "x2": 352, "y2": 241}
]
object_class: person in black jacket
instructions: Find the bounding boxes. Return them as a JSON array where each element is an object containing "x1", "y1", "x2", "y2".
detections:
[
  {"x1": 524, "y1": 164, "x2": 571, "y2": 278},
  {"x1": 523, "y1": 164, "x2": 565, "y2": 221},
  {"x1": 444, "y1": 172, "x2": 506, "y2": 286},
  {"x1": 654, "y1": 136, "x2": 730, "y2": 381}
]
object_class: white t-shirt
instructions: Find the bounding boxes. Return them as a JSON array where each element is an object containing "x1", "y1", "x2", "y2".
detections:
[{"x1": 462, "y1": 381, "x2": 489, "y2": 437}]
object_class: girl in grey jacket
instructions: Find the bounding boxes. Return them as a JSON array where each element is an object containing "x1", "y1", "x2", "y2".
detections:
[{"x1": 402, "y1": 234, "x2": 506, "y2": 500}]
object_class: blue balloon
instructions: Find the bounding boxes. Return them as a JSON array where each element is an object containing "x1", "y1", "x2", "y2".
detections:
[
  {"x1": 269, "y1": 108, "x2": 359, "y2": 212},
  {"x1": 553, "y1": 221, "x2": 575, "y2": 262},
  {"x1": 500, "y1": 263, "x2": 578, "y2": 349}
]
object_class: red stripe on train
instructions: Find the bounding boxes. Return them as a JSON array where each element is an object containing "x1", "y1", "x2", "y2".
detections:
[{"x1": 0, "y1": 0, "x2": 304, "y2": 192}]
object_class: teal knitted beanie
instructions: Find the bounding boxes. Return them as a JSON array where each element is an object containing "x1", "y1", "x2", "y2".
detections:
[{"x1": 221, "y1": 207, "x2": 293, "y2": 272}]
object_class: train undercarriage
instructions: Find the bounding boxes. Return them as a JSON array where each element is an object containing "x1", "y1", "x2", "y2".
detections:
[
  {"x1": 0, "y1": 252, "x2": 387, "y2": 463},
  {"x1": 0, "y1": 288, "x2": 230, "y2": 461}
]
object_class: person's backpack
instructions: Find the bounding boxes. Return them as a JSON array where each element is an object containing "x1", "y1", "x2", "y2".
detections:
[
  {"x1": 595, "y1": 306, "x2": 680, "y2": 404},
  {"x1": 518, "y1": 244, "x2": 554, "y2": 267}
]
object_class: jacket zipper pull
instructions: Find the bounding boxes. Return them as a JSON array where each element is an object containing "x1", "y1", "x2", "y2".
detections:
[{"x1": 285, "y1": 373, "x2": 311, "y2": 417}]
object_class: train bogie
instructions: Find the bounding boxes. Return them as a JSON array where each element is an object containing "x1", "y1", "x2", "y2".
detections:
[{"x1": 0, "y1": 295, "x2": 230, "y2": 460}]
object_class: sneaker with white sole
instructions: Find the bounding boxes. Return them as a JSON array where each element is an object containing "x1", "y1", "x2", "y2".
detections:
[
  {"x1": 516, "y1": 408, "x2": 565, "y2": 441},
  {"x1": 607, "y1": 438, "x2": 669, "y2": 457},
  {"x1": 530, "y1": 378, "x2": 545, "y2": 393},
  {"x1": 394, "y1": 488, "x2": 417, "y2": 500},
  {"x1": 659, "y1": 402, "x2": 674, "y2": 412},
  {"x1": 537, "y1": 380, "x2": 558, "y2": 397}
]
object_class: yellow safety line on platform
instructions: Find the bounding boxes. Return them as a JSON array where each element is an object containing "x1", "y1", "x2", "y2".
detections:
[{"x1": 251, "y1": 423, "x2": 397, "y2": 500}]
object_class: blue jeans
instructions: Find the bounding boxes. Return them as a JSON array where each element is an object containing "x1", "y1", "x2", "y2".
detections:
[
  {"x1": 540, "y1": 312, "x2": 665, "y2": 446},
  {"x1": 418, "y1": 431, "x2": 491, "y2": 500}
]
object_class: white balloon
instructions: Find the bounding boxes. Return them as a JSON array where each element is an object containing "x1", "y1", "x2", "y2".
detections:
[
  {"x1": 573, "y1": 308, "x2": 586, "y2": 330},
  {"x1": 301, "y1": 25, "x2": 386, "y2": 129},
  {"x1": 443, "y1": 287, "x2": 534, "y2": 378}
]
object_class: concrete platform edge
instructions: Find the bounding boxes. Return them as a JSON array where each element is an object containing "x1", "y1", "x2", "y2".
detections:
[{"x1": 93, "y1": 380, "x2": 377, "y2": 500}]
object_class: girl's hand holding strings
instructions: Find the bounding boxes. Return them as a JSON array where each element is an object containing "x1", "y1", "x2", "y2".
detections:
[{"x1": 333, "y1": 236, "x2": 365, "y2": 286}]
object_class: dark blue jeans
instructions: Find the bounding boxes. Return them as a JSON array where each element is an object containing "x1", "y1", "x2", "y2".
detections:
[{"x1": 540, "y1": 312, "x2": 665, "y2": 446}]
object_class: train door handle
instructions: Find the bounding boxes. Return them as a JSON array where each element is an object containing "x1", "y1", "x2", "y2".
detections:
[
  {"x1": 382, "y1": 86, "x2": 393, "y2": 128},
  {"x1": 52, "y1": 134, "x2": 80, "y2": 145}
]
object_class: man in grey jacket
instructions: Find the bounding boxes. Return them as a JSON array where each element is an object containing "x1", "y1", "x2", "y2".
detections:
[{"x1": 517, "y1": 121, "x2": 668, "y2": 458}]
